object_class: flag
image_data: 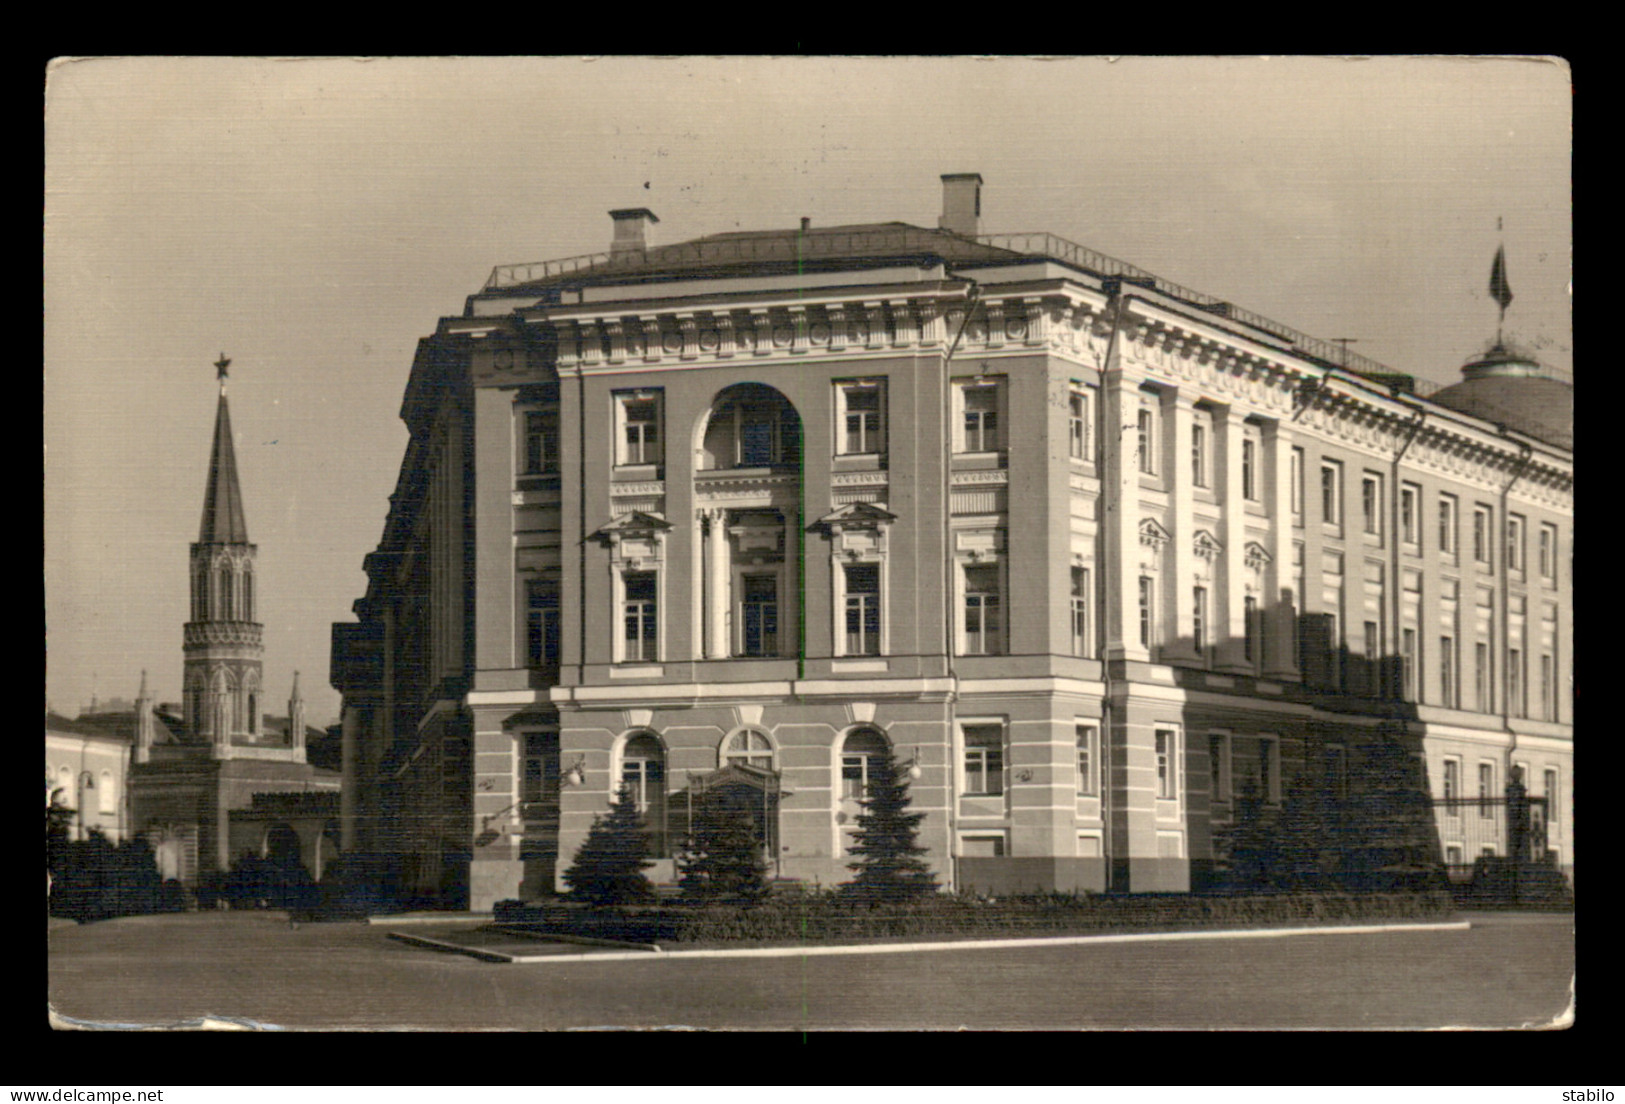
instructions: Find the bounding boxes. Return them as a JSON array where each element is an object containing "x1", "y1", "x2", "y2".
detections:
[{"x1": 1490, "y1": 245, "x2": 1513, "y2": 314}]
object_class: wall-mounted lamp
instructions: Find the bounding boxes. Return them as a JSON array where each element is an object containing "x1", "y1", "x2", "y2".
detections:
[
  {"x1": 563, "y1": 756, "x2": 587, "y2": 788},
  {"x1": 908, "y1": 746, "x2": 923, "y2": 780}
]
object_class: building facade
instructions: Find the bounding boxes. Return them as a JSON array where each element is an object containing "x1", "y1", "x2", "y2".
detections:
[{"x1": 333, "y1": 176, "x2": 1573, "y2": 910}]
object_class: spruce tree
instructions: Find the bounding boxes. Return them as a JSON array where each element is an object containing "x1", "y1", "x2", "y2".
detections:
[
  {"x1": 678, "y1": 790, "x2": 769, "y2": 905},
  {"x1": 841, "y1": 748, "x2": 938, "y2": 903},
  {"x1": 562, "y1": 784, "x2": 657, "y2": 906}
]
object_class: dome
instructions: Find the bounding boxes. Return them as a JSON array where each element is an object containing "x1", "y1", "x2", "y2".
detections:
[{"x1": 1430, "y1": 344, "x2": 1573, "y2": 450}]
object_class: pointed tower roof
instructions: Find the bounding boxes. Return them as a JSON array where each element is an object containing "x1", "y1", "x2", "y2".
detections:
[{"x1": 198, "y1": 354, "x2": 249, "y2": 544}]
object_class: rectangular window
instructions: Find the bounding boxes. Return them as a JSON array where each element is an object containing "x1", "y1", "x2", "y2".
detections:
[
  {"x1": 1209, "y1": 734, "x2": 1230, "y2": 802},
  {"x1": 1242, "y1": 437, "x2": 1258, "y2": 501},
  {"x1": 1244, "y1": 595, "x2": 1259, "y2": 663},
  {"x1": 1544, "y1": 767, "x2": 1559, "y2": 824},
  {"x1": 1441, "y1": 635, "x2": 1457, "y2": 708},
  {"x1": 622, "y1": 571, "x2": 658, "y2": 662},
  {"x1": 1401, "y1": 484, "x2": 1419, "y2": 546},
  {"x1": 521, "y1": 733, "x2": 557, "y2": 806},
  {"x1": 1290, "y1": 447, "x2": 1305, "y2": 518},
  {"x1": 1539, "y1": 523, "x2": 1557, "y2": 581},
  {"x1": 1191, "y1": 420, "x2": 1207, "y2": 488},
  {"x1": 1478, "y1": 762, "x2": 1495, "y2": 816},
  {"x1": 843, "y1": 563, "x2": 881, "y2": 656},
  {"x1": 1154, "y1": 729, "x2": 1177, "y2": 800},
  {"x1": 1068, "y1": 389, "x2": 1089, "y2": 460},
  {"x1": 740, "y1": 573, "x2": 779, "y2": 657},
  {"x1": 1138, "y1": 575, "x2": 1155, "y2": 651},
  {"x1": 1541, "y1": 653, "x2": 1555, "y2": 721},
  {"x1": 526, "y1": 581, "x2": 560, "y2": 668},
  {"x1": 1321, "y1": 461, "x2": 1342, "y2": 525},
  {"x1": 838, "y1": 381, "x2": 886, "y2": 456},
  {"x1": 617, "y1": 392, "x2": 662, "y2": 467},
  {"x1": 1508, "y1": 647, "x2": 1523, "y2": 717},
  {"x1": 1361, "y1": 474, "x2": 1382, "y2": 535},
  {"x1": 1070, "y1": 566, "x2": 1091, "y2": 658},
  {"x1": 1439, "y1": 494, "x2": 1458, "y2": 556},
  {"x1": 962, "y1": 383, "x2": 1000, "y2": 453},
  {"x1": 963, "y1": 724, "x2": 1005, "y2": 796},
  {"x1": 1507, "y1": 514, "x2": 1526, "y2": 572},
  {"x1": 1400, "y1": 628, "x2": 1417, "y2": 700},
  {"x1": 522, "y1": 410, "x2": 560, "y2": 475},
  {"x1": 963, "y1": 564, "x2": 1002, "y2": 655},
  {"x1": 1193, "y1": 586, "x2": 1208, "y2": 655},
  {"x1": 1258, "y1": 736, "x2": 1279, "y2": 803},
  {"x1": 1137, "y1": 401, "x2": 1157, "y2": 475},
  {"x1": 1475, "y1": 642, "x2": 1492, "y2": 712},
  {"x1": 1364, "y1": 621, "x2": 1380, "y2": 695},
  {"x1": 840, "y1": 753, "x2": 871, "y2": 800},
  {"x1": 1473, "y1": 505, "x2": 1492, "y2": 565},
  {"x1": 1442, "y1": 759, "x2": 1460, "y2": 803},
  {"x1": 1076, "y1": 724, "x2": 1097, "y2": 797}
]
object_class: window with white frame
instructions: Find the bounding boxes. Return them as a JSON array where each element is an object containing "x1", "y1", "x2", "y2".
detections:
[
  {"x1": 1401, "y1": 483, "x2": 1420, "y2": 546},
  {"x1": 1137, "y1": 395, "x2": 1159, "y2": 475},
  {"x1": 1442, "y1": 758, "x2": 1460, "y2": 803},
  {"x1": 840, "y1": 727, "x2": 889, "y2": 801},
  {"x1": 521, "y1": 409, "x2": 559, "y2": 475},
  {"x1": 1290, "y1": 446, "x2": 1305, "y2": 519},
  {"x1": 621, "y1": 570, "x2": 658, "y2": 662},
  {"x1": 1544, "y1": 767, "x2": 1559, "y2": 823},
  {"x1": 1440, "y1": 634, "x2": 1457, "y2": 708},
  {"x1": 958, "y1": 379, "x2": 1001, "y2": 453},
  {"x1": 1541, "y1": 653, "x2": 1555, "y2": 721},
  {"x1": 1242, "y1": 434, "x2": 1260, "y2": 501},
  {"x1": 1439, "y1": 494, "x2": 1459, "y2": 557},
  {"x1": 1076, "y1": 723, "x2": 1098, "y2": 797},
  {"x1": 1244, "y1": 595, "x2": 1259, "y2": 664},
  {"x1": 836, "y1": 379, "x2": 886, "y2": 456},
  {"x1": 1539, "y1": 523, "x2": 1557, "y2": 582},
  {"x1": 1068, "y1": 388, "x2": 1090, "y2": 461},
  {"x1": 739, "y1": 573, "x2": 780, "y2": 657},
  {"x1": 843, "y1": 563, "x2": 881, "y2": 656},
  {"x1": 1191, "y1": 413, "x2": 1210, "y2": 488},
  {"x1": 1508, "y1": 647, "x2": 1524, "y2": 717},
  {"x1": 962, "y1": 723, "x2": 1005, "y2": 796},
  {"x1": 1401, "y1": 628, "x2": 1418, "y2": 701},
  {"x1": 722, "y1": 728, "x2": 775, "y2": 771},
  {"x1": 1364, "y1": 620, "x2": 1381, "y2": 696},
  {"x1": 98, "y1": 770, "x2": 115, "y2": 815},
  {"x1": 962, "y1": 564, "x2": 1003, "y2": 655},
  {"x1": 1507, "y1": 513, "x2": 1526, "y2": 572},
  {"x1": 525, "y1": 579, "x2": 560, "y2": 668},
  {"x1": 520, "y1": 731, "x2": 557, "y2": 807},
  {"x1": 616, "y1": 390, "x2": 663, "y2": 467},
  {"x1": 1361, "y1": 473, "x2": 1383, "y2": 536},
  {"x1": 620, "y1": 732, "x2": 668, "y2": 856},
  {"x1": 1473, "y1": 505, "x2": 1492, "y2": 565},
  {"x1": 1070, "y1": 566, "x2": 1091, "y2": 657},
  {"x1": 1475, "y1": 642, "x2": 1492, "y2": 712},
  {"x1": 1321, "y1": 460, "x2": 1343, "y2": 525},
  {"x1": 1478, "y1": 761, "x2": 1495, "y2": 816},
  {"x1": 1208, "y1": 733, "x2": 1230, "y2": 803},
  {"x1": 1193, "y1": 585, "x2": 1209, "y2": 656},
  {"x1": 1138, "y1": 575, "x2": 1155, "y2": 652},
  {"x1": 1154, "y1": 728, "x2": 1179, "y2": 800}
]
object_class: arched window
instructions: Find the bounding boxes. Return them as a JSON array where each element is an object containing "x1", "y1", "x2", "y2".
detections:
[
  {"x1": 722, "y1": 728, "x2": 775, "y2": 771},
  {"x1": 218, "y1": 563, "x2": 235, "y2": 620},
  {"x1": 620, "y1": 732, "x2": 668, "y2": 857},
  {"x1": 242, "y1": 567, "x2": 254, "y2": 622},
  {"x1": 98, "y1": 770, "x2": 116, "y2": 815},
  {"x1": 840, "y1": 727, "x2": 891, "y2": 801},
  {"x1": 192, "y1": 566, "x2": 207, "y2": 621},
  {"x1": 701, "y1": 384, "x2": 802, "y2": 470}
]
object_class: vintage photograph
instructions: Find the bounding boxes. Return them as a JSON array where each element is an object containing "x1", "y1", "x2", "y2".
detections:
[{"x1": 44, "y1": 55, "x2": 1573, "y2": 1031}]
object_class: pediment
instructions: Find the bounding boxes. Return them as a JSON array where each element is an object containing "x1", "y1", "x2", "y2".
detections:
[
  {"x1": 1192, "y1": 529, "x2": 1224, "y2": 559},
  {"x1": 815, "y1": 502, "x2": 898, "y2": 530},
  {"x1": 592, "y1": 510, "x2": 672, "y2": 538},
  {"x1": 1244, "y1": 541, "x2": 1273, "y2": 569},
  {"x1": 1138, "y1": 518, "x2": 1171, "y2": 547}
]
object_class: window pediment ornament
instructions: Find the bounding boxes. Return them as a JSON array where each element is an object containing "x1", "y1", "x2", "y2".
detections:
[
  {"x1": 1139, "y1": 518, "x2": 1171, "y2": 550},
  {"x1": 1192, "y1": 529, "x2": 1223, "y2": 562},
  {"x1": 814, "y1": 502, "x2": 897, "y2": 534},
  {"x1": 1244, "y1": 541, "x2": 1273, "y2": 572},
  {"x1": 593, "y1": 510, "x2": 671, "y2": 569}
]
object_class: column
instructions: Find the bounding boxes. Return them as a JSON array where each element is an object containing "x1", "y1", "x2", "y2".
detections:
[
  {"x1": 1102, "y1": 367, "x2": 1147, "y2": 661},
  {"x1": 1216, "y1": 406, "x2": 1250, "y2": 672},
  {"x1": 1165, "y1": 390, "x2": 1199, "y2": 662},
  {"x1": 704, "y1": 508, "x2": 730, "y2": 658},
  {"x1": 1263, "y1": 420, "x2": 1300, "y2": 680}
]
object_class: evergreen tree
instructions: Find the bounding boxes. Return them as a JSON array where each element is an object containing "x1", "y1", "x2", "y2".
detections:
[
  {"x1": 841, "y1": 748, "x2": 937, "y2": 903},
  {"x1": 562, "y1": 784, "x2": 656, "y2": 906},
  {"x1": 678, "y1": 790, "x2": 769, "y2": 905}
]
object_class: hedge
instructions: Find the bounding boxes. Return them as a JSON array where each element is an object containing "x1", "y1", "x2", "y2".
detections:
[{"x1": 493, "y1": 889, "x2": 1454, "y2": 946}]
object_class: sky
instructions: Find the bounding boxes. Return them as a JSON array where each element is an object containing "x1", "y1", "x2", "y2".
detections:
[{"x1": 43, "y1": 55, "x2": 1572, "y2": 726}]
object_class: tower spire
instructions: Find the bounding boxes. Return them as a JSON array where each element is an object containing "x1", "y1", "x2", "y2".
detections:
[{"x1": 199, "y1": 354, "x2": 249, "y2": 544}]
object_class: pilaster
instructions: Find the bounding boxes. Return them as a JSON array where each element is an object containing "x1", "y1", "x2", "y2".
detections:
[
  {"x1": 1263, "y1": 421, "x2": 1300, "y2": 679},
  {"x1": 1215, "y1": 406, "x2": 1250, "y2": 673},
  {"x1": 1102, "y1": 366, "x2": 1148, "y2": 662},
  {"x1": 1165, "y1": 391, "x2": 1199, "y2": 663}
]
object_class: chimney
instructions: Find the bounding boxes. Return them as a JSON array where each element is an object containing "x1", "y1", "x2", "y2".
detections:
[
  {"x1": 938, "y1": 173, "x2": 983, "y2": 238},
  {"x1": 609, "y1": 208, "x2": 659, "y2": 259}
]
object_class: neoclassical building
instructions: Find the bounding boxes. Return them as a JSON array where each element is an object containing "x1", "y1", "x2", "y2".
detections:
[{"x1": 332, "y1": 175, "x2": 1572, "y2": 909}]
